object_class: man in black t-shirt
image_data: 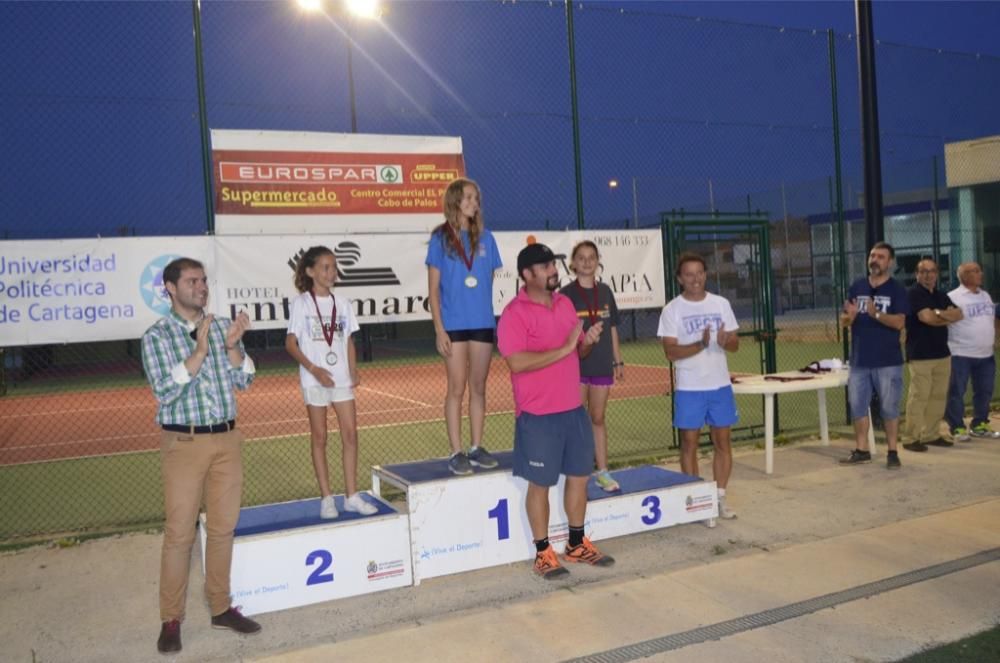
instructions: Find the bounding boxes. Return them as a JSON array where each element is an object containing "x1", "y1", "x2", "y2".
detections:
[
  {"x1": 839, "y1": 242, "x2": 910, "y2": 469},
  {"x1": 903, "y1": 259, "x2": 963, "y2": 452}
]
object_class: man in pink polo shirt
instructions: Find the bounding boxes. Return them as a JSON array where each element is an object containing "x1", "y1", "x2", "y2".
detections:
[{"x1": 497, "y1": 243, "x2": 615, "y2": 579}]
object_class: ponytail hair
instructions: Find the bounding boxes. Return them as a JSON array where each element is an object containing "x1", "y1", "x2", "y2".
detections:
[{"x1": 293, "y1": 245, "x2": 335, "y2": 293}]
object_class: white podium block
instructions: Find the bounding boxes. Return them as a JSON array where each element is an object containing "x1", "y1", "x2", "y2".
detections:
[
  {"x1": 198, "y1": 493, "x2": 412, "y2": 615},
  {"x1": 372, "y1": 453, "x2": 717, "y2": 584}
]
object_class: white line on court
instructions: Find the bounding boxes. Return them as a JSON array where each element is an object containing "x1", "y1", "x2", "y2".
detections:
[{"x1": 356, "y1": 386, "x2": 433, "y2": 407}]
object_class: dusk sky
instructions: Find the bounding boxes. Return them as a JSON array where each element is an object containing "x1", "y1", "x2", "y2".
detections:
[{"x1": 3, "y1": 1, "x2": 998, "y2": 238}]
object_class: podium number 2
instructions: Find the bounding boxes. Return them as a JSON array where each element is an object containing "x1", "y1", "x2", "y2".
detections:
[
  {"x1": 305, "y1": 549, "x2": 334, "y2": 585},
  {"x1": 641, "y1": 495, "x2": 662, "y2": 525},
  {"x1": 488, "y1": 498, "x2": 510, "y2": 540}
]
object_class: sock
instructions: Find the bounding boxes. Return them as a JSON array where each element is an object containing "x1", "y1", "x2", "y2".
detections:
[
  {"x1": 450, "y1": 451, "x2": 462, "y2": 458},
  {"x1": 470, "y1": 445, "x2": 480, "y2": 452},
  {"x1": 568, "y1": 526, "x2": 585, "y2": 548},
  {"x1": 888, "y1": 450, "x2": 898, "y2": 458},
  {"x1": 534, "y1": 538, "x2": 550, "y2": 553},
  {"x1": 718, "y1": 488, "x2": 727, "y2": 498}
]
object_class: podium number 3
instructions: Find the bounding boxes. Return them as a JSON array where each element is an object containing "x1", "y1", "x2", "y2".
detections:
[
  {"x1": 305, "y1": 549, "x2": 334, "y2": 585},
  {"x1": 488, "y1": 498, "x2": 510, "y2": 540},
  {"x1": 641, "y1": 495, "x2": 662, "y2": 525}
]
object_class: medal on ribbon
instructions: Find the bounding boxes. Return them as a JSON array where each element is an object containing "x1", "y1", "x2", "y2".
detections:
[
  {"x1": 574, "y1": 280, "x2": 601, "y2": 327},
  {"x1": 446, "y1": 223, "x2": 477, "y2": 288},
  {"x1": 310, "y1": 292, "x2": 338, "y2": 366}
]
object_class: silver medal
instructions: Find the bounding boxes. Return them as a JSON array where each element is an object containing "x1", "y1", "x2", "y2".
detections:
[
  {"x1": 464, "y1": 275, "x2": 478, "y2": 288},
  {"x1": 325, "y1": 352, "x2": 338, "y2": 366}
]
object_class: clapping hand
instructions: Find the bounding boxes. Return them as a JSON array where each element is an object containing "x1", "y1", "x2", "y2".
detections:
[
  {"x1": 583, "y1": 320, "x2": 604, "y2": 347},
  {"x1": 194, "y1": 315, "x2": 213, "y2": 355},
  {"x1": 225, "y1": 311, "x2": 251, "y2": 349},
  {"x1": 565, "y1": 320, "x2": 585, "y2": 353}
]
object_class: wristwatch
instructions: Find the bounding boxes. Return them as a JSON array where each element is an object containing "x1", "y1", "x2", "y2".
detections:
[
  {"x1": 875, "y1": 311, "x2": 881, "y2": 320},
  {"x1": 934, "y1": 309, "x2": 942, "y2": 317}
]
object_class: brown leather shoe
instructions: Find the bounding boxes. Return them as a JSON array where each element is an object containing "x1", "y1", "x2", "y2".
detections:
[
  {"x1": 157, "y1": 619, "x2": 182, "y2": 654},
  {"x1": 211, "y1": 606, "x2": 261, "y2": 635}
]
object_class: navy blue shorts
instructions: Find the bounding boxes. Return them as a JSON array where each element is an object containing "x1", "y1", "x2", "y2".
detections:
[
  {"x1": 513, "y1": 406, "x2": 595, "y2": 487},
  {"x1": 446, "y1": 328, "x2": 495, "y2": 343}
]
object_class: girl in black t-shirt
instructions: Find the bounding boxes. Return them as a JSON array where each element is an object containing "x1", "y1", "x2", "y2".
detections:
[{"x1": 560, "y1": 241, "x2": 623, "y2": 492}]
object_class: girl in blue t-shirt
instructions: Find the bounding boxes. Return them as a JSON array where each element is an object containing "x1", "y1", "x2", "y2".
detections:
[{"x1": 426, "y1": 178, "x2": 503, "y2": 476}]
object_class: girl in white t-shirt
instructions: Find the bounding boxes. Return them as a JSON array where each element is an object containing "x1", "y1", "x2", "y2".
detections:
[{"x1": 285, "y1": 246, "x2": 377, "y2": 519}]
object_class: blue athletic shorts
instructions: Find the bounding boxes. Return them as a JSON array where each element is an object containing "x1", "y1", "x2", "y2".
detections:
[
  {"x1": 848, "y1": 364, "x2": 903, "y2": 421},
  {"x1": 673, "y1": 386, "x2": 739, "y2": 430},
  {"x1": 513, "y1": 406, "x2": 595, "y2": 487}
]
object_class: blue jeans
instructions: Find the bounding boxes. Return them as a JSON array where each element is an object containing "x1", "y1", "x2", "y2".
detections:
[
  {"x1": 945, "y1": 355, "x2": 996, "y2": 430},
  {"x1": 848, "y1": 365, "x2": 903, "y2": 421}
]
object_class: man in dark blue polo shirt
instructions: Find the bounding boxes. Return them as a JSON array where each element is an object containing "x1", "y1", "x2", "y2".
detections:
[
  {"x1": 839, "y1": 242, "x2": 910, "y2": 469},
  {"x1": 902, "y1": 258, "x2": 963, "y2": 452}
]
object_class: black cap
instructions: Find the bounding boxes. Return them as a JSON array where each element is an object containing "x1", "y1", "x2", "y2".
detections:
[{"x1": 517, "y1": 243, "x2": 559, "y2": 275}]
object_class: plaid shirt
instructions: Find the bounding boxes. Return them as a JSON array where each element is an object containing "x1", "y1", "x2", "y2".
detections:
[{"x1": 141, "y1": 310, "x2": 254, "y2": 427}]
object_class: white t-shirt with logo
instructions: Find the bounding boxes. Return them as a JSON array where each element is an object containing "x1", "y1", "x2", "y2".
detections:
[
  {"x1": 947, "y1": 285, "x2": 996, "y2": 358},
  {"x1": 287, "y1": 292, "x2": 360, "y2": 389},
  {"x1": 657, "y1": 292, "x2": 739, "y2": 391}
]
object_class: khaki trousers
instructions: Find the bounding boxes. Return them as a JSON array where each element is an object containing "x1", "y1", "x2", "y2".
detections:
[
  {"x1": 159, "y1": 428, "x2": 243, "y2": 621},
  {"x1": 904, "y1": 357, "x2": 951, "y2": 443}
]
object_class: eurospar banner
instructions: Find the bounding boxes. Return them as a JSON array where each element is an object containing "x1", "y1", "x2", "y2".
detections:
[{"x1": 211, "y1": 129, "x2": 465, "y2": 235}]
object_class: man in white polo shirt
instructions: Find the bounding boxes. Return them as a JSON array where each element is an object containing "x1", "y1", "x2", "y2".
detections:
[{"x1": 945, "y1": 262, "x2": 1000, "y2": 440}]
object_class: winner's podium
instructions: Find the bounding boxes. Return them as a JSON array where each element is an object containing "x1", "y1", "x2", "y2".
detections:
[
  {"x1": 198, "y1": 493, "x2": 412, "y2": 615},
  {"x1": 372, "y1": 452, "x2": 717, "y2": 584}
]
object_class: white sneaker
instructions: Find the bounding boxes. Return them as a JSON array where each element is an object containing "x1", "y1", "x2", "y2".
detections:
[
  {"x1": 718, "y1": 495, "x2": 737, "y2": 520},
  {"x1": 344, "y1": 492, "x2": 378, "y2": 516},
  {"x1": 319, "y1": 495, "x2": 338, "y2": 519}
]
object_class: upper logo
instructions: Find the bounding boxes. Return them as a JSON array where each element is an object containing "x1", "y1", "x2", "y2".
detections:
[
  {"x1": 139, "y1": 254, "x2": 180, "y2": 315},
  {"x1": 287, "y1": 242, "x2": 400, "y2": 287}
]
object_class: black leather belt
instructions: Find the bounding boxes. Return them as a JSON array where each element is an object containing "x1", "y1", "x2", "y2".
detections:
[{"x1": 162, "y1": 420, "x2": 236, "y2": 435}]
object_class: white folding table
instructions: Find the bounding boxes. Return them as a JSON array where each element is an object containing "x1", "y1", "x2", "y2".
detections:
[{"x1": 731, "y1": 368, "x2": 876, "y2": 474}]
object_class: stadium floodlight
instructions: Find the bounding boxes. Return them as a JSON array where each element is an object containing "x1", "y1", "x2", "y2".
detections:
[
  {"x1": 295, "y1": 0, "x2": 323, "y2": 12},
  {"x1": 345, "y1": 0, "x2": 381, "y2": 19}
]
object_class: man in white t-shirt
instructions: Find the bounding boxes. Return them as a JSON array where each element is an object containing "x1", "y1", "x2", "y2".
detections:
[
  {"x1": 945, "y1": 262, "x2": 1000, "y2": 440},
  {"x1": 657, "y1": 252, "x2": 740, "y2": 521}
]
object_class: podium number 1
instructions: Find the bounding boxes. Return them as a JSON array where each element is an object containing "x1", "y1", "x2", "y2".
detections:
[
  {"x1": 488, "y1": 498, "x2": 510, "y2": 540},
  {"x1": 305, "y1": 549, "x2": 334, "y2": 585},
  {"x1": 641, "y1": 495, "x2": 662, "y2": 525}
]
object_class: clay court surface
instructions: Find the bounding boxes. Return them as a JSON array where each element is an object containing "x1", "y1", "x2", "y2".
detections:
[{"x1": 0, "y1": 359, "x2": 672, "y2": 466}]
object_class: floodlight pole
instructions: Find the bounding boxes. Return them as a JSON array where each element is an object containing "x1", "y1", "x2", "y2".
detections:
[
  {"x1": 855, "y1": 0, "x2": 884, "y2": 248},
  {"x1": 566, "y1": 0, "x2": 585, "y2": 229},
  {"x1": 192, "y1": 0, "x2": 214, "y2": 234}
]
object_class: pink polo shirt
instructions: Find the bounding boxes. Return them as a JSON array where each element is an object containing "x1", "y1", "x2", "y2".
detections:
[{"x1": 497, "y1": 288, "x2": 582, "y2": 416}]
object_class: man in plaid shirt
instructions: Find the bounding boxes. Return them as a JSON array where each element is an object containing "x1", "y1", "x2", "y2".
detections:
[{"x1": 141, "y1": 257, "x2": 260, "y2": 654}]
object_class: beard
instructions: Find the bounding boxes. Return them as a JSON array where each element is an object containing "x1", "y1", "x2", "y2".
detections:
[
  {"x1": 868, "y1": 262, "x2": 882, "y2": 275},
  {"x1": 545, "y1": 275, "x2": 560, "y2": 292}
]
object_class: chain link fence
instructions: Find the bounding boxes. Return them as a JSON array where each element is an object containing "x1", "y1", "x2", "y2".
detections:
[{"x1": 2, "y1": 1, "x2": 1000, "y2": 541}]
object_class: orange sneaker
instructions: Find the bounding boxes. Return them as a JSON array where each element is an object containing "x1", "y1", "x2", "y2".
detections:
[
  {"x1": 533, "y1": 545, "x2": 570, "y2": 579},
  {"x1": 563, "y1": 536, "x2": 615, "y2": 567}
]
